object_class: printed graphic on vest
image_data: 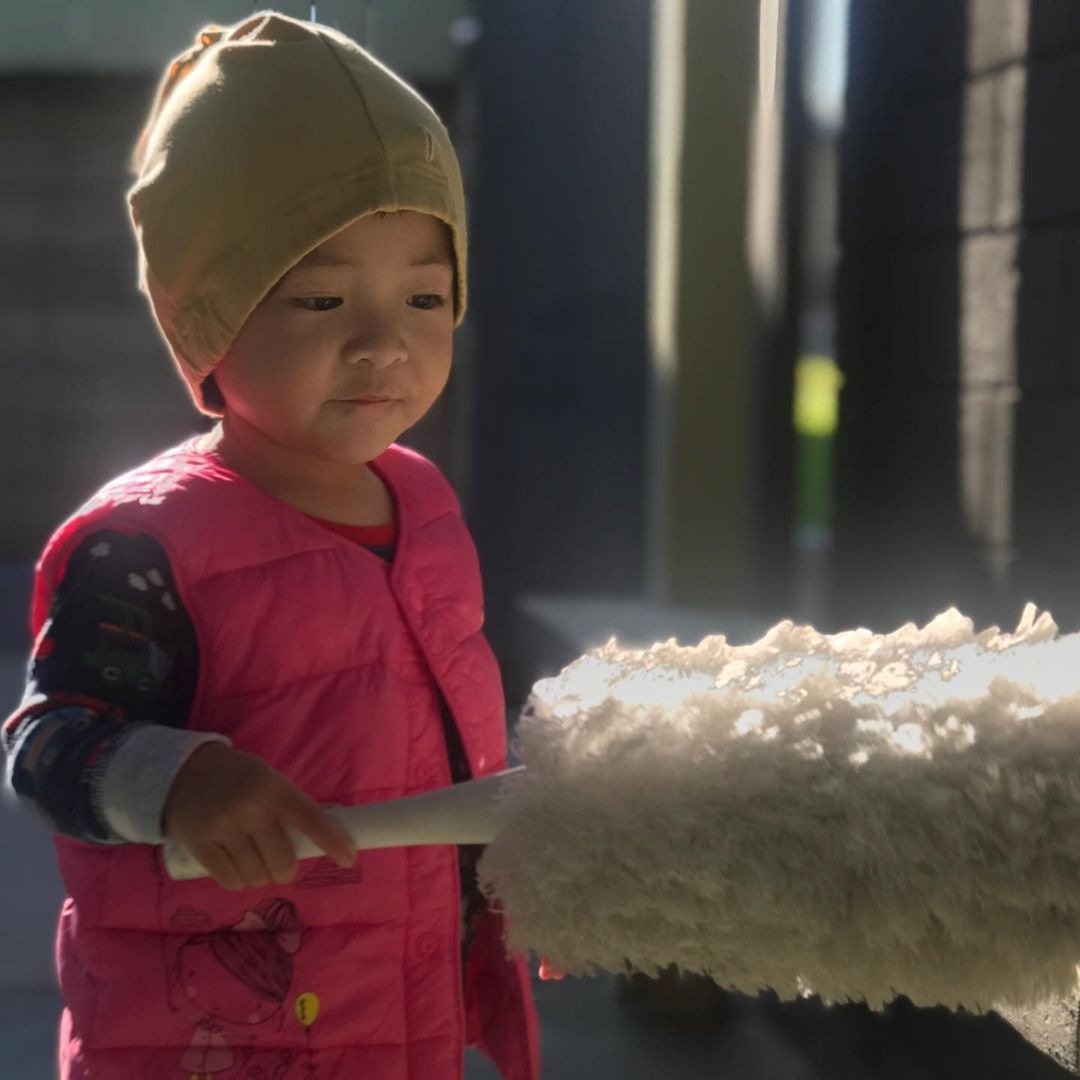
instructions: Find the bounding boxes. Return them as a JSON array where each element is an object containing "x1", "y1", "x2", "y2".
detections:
[
  {"x1": 163, "y1": 897, "x2": 323, "y2": 1078},
  {"x1": 296, "y1": 855, "x2": 361, "y2": 889}
]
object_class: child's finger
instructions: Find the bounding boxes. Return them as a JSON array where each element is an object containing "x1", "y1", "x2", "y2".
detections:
[
  {"x1": 191, "y1": 841, "x2": 245, "y2": 891},
  {"x1": 228, "y1": 834, "x2": 270, "y2": 889},
  {"x1": 285, "y1": 795, "x2": 357, "y2": 869},
  {"x1": 255, "y1": 822, "x2": 299, "y2": 885}
]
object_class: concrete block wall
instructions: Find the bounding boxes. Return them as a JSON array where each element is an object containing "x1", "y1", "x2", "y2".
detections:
[
  {"x1": 0, "y1": 75, "x2": 200, "y2": 574},
  {"x1": 835, "y1": 0, "x2": 1080, "y2": 632}
]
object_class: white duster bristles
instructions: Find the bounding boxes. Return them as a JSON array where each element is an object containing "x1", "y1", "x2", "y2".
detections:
[{"x1": 478, "y1": 603, "x2": 1080, "y2": 1009}]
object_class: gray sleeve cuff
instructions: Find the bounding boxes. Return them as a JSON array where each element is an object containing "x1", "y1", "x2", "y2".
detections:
[{"x1": 98, "y1": 726, "x2": 231, "y2": 844}]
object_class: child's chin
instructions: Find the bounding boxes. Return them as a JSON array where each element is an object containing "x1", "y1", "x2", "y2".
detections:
[{"x1": 324, "y1": 432, "x2": 398, "y2": 466}]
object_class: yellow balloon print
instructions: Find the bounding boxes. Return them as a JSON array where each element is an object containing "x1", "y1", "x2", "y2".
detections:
[{"x1": 295, "y1": 991, "x2": 320, "y2": 1029}]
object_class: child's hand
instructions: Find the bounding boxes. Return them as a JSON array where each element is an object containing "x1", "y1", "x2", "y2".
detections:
[{"x1": 163, "y1": 743, "x2": 356, "y2": 890}]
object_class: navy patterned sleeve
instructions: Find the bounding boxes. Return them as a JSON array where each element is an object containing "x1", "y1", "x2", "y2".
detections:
[{"x1": 2, "y1": 529, "x2": 223, "y2": 843}]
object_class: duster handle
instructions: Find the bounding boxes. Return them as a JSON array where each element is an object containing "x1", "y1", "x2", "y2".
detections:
[{"x1": 162, "y1": 766, "x2": 525, "y2": 881}]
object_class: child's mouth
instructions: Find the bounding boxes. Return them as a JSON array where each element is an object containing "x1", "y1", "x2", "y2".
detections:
[{"x1": 335, "y1": 396, "x2": 395, "y2": 407}]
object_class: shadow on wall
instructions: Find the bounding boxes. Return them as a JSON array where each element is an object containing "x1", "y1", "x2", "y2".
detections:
[
  {"x1": 1012, "y1": 3, "x2": 1080, "y2": 633},
  {"x1": 833, "y1": 1, "x2": 985, "y2": 634}
]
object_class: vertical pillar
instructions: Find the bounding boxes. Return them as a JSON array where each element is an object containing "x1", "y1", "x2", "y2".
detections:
[{"x1": 647, "y1": 0, "x2": 774, "y2": 609}]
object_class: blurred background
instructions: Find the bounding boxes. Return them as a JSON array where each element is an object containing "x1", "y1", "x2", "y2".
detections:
[{"x1": 3, "y1": 0, "x2": 1080, "y2": 1076}]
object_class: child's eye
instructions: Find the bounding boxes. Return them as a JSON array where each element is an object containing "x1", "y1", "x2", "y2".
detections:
[
  {"x1": 409, "y1": 294, "x2": 445, "y2": 311},
  {"x1": 294, "y1": 296, "x2": 342, "y2": 312},
  {"x1": 293, "y1": 295, "x2": 443, "y2": 312}
]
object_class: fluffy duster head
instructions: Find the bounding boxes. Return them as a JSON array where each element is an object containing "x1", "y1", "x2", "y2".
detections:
[{"x1": 478, "y1": 603, "x2": 1080, "y2": 1009}]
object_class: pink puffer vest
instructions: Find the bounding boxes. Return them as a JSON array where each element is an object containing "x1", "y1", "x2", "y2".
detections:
[{"x1": 33, "y1": 437, "x2": 540, "y2": 1080}]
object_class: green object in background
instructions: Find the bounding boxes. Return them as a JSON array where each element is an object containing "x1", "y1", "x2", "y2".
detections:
[
  {"x1": 793, "y1": 354, "x2": 843, "y2": 532},
  {"x1": 796, "y1": 432, "x2": 835, "y2": 532},
  {"x1": 794, "y1": 353, "x2": 843, "y2": 438}
]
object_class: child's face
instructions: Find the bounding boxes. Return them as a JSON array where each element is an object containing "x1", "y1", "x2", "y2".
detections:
[{"x1": 215, "y1": 210, "x2": 455, "y2": 466}]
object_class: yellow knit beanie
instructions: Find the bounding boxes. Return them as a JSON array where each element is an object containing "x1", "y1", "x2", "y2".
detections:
[{"x1": 127, "y1": 10, "x2": 467, "y2": 417}]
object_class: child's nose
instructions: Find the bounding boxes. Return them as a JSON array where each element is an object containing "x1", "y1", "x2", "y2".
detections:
[
  {"x1": 343, "y1": 321, "x2": 407, "y2": 369},
  {"x1": 341, "y1": 334, "x2": 406, "y2": 369},
  {"x1": 344, "y1": 349, "x2": 404, "y2": 370}
]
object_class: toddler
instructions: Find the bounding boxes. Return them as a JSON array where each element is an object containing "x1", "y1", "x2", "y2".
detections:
[{"x1": 2, "y1": 11, "x2": 538, "y2": 1079}]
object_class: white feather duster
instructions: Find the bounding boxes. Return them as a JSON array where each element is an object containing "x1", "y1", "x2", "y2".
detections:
[{"x1": 478, "y1": 603, "x2": 1080, "y2": 1009}]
